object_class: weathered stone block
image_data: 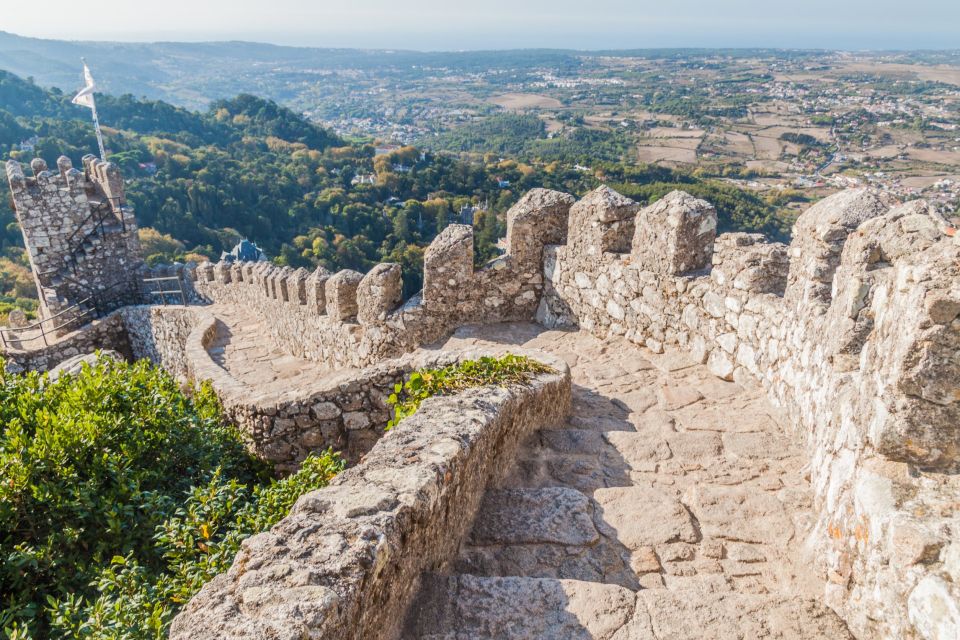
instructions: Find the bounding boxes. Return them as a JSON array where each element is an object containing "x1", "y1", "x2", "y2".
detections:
[
  {"x1": 505, "y1": 188, "x2": 576, "y2": 265},
  {"x1": 712, "y1": 233, "x2": 789, "y2": 295},
  {"x1": 325, "y1": 269, "x2": 364, "y2": 321},
  {"x1": 785, "y1": 188, "x2": 887, "y2": 309},
  {"x1": 566, "y1": 185, "x2": 639, "y2": 257},
  {"x1": 214, "y1": 261, "x2": 232, "y2": 284},
  {"x1": 288, "y1": 267, "x2": 310, "y2": 305},
  {"x1": 276, "y1": 267, "x2": 294, "y2": 302},
  {"x1": 632, "y1": 190, "x2": 717, "y2": 275},
  {"x1": 357, "y1": 263, "x2": 403, "y2": 325},
  {"x1": 306, "y1": 266, "x2": 332, "y2": 314},
  {"x1": 424, "y1": 224, "x2": 473, "y2": 310}
]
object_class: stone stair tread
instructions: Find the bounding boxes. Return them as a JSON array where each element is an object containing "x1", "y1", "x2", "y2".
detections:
[
  {"x1": 456, "y1": 542, "x2": 639, "y2": 590},
  {"x1": 631, "y1": 590, "x2": 855, "y2": 640},
  {"x1": 404, "y1": 574, "x2": 853, "y2": 640},
  {"x1": 403, "y1": 574, "x2": 635, "y2": 640},
  {"x1": 468, "y1": 487, "x2": 598, "y2": 546}
]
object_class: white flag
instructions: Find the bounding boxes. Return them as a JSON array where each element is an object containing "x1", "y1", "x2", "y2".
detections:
[{"x1": 72, "y1": 62, "x2": 96, "y2": 109}]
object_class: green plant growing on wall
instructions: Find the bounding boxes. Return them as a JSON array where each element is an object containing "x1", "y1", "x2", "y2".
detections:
[{"x1": 386, "y1": 354, "x2": 552, "y2": 429}]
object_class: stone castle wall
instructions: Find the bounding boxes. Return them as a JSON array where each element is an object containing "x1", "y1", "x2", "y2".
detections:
[
  {"x1": 5, "y1": 155, "x2": 143, "y2": 320},
  {"x1": 184, "y1": 311, "x2": 447, "y2": 471},
  {"x1": 0, "y1": 312, "x2": 132, "y2": 373},
  {"x1": 538, "y1": 186, "x2": 959, "y2": 640},
  {"x1": 189, "y1": 189, "x2": 575, "y2": 370},
  {"x1": 3, "y1": 156, "x2": 957, "y2": 638}
]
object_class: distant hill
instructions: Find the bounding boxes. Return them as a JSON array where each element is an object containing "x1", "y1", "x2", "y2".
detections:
[
  {"x1": 5, "y1": 31, "x2": 899, "y2": 112},
  {"x1": 0, "y1": 31, "x2": 592, "y2": 110}
]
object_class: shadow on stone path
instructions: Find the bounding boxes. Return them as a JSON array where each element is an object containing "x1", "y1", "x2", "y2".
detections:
[{"x1": 402, "y1": 323, "x2": 855, "y2": 639}]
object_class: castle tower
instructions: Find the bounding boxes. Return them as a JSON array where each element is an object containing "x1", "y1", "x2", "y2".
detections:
[{"x1": 5, "y1": 154, "x2": 143, "y2": 323}]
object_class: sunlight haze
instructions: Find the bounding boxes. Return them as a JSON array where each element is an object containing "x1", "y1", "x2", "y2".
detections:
[{"x1": 4, "y1": 0, "x2": 958, "y2": 50}]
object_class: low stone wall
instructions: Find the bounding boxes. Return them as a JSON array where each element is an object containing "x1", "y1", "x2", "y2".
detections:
[
  {"x1": 1, "y1": 312, "x2": 132, "y2": 373},
  {"x1": 121, "y1": 304, "x2": 204, "y2": 380},
  {"x1": 191, "y1": 189, "x2": 575, "y2": 371},
  {"x1": 538, "y1": 186, "x2": 960, "y2": 640},
  {"x1": 170, "y1": 347, "x2": 571, "y2": 640},
  {"x1": 183, "y1": 312, "x2": 473, "y2": 471}
]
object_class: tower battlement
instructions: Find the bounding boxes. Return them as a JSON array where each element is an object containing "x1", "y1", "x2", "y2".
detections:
[{"x1": 5, "y1": 154, "x2": 143, "y2": 322}]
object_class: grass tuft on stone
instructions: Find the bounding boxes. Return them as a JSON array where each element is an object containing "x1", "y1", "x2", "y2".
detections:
[{"x1": 386, "y1": 354, "x2": 552, "y2": 429}]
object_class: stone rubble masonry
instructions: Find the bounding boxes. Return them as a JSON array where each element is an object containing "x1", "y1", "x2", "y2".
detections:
[
  {"x1": 1, "y1": 261, "x2": 203, "y2": 374},
  {"x1": 5, "y1": 156, "x2": 144, "y2": 322},
  {"x1": 0, "y1": 311, "x2": 132, "y2": 373},
  {"x1": 567, "y1": 184, "x2": 638, "y2": 257},
  {"x1": 325, "y1": 269, "x2": 364, "y2": 321},
  {"x1": 357, "y1": 263, "x2": 403, "y2": 325},
  {"x1": 184, "y1": 311, "x2": 468, "y2": 472},
  {"x1": 538, "y1": 185, "x2": 959, "y2": 640},
  {"x1": 170, "y1": 348, "x2": 571, "y2": 640}
]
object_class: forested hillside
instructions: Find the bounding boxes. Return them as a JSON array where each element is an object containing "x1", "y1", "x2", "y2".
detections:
[
  {"x1": 0, "y1": 70, "x2": 795, "y2": 322},
  {"x1": 425, "y1": 113, "x2": 636, "y2": 164}
]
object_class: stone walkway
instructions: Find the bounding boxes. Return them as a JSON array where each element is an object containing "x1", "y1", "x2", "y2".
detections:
[
  {"x1": 404, "y1": 323, "x2": 853, "y2": 639},
  {"x1": 206, "y1": 306, "x2": 347, "y2": 396}
]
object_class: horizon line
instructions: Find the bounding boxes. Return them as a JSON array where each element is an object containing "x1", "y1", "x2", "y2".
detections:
[{"x1": 2, "y1": 30, "x2": 959, "y2": 55}]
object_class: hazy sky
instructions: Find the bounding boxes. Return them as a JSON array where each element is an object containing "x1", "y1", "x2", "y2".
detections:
[{"x1": 5, "y1": 0, "x2": 958, "y2": 50}]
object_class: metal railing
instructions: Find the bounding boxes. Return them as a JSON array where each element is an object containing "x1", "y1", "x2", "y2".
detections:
[
  {"x1": 0, "y1": 279, "x2": 131, "y2": 349},
  {"x1": 0, "y1": 297, "x2": 93, "y2": 349},
  {"x1": 144, "y1": 275, "x2": 187, "y2": 306}
]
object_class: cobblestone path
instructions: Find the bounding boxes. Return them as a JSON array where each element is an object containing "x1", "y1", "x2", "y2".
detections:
[{"x1": 404, "y1": 323, "x2": 853, "y2": 639}]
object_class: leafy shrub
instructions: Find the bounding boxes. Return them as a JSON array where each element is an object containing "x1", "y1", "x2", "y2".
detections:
[
  {"x1": 387, "y1": 354, "x2": 552, "y2": 429},
  {"x1": 48, "y1": 452, "x2": 344, "y2": 639},
  {"x1": 0, "y1": 356, "x2": 343, "y2": 639}
]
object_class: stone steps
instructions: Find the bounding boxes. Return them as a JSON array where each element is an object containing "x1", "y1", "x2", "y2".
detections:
[
  {"x1": 403, "y1": 574, "x2": 636, "y2": 640},
  {"x1": 402, "y1": 326, "x2": 856, "y2": 640},
  {"x1": 454, "y1": 486, "x2": 639, "y2": 589},
  {"x1": 403, "y1": 574, "x2": 854, "y2": 640}
]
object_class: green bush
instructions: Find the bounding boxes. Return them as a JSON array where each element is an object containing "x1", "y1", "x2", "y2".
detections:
[
  {"x1": 48, "y1": 453, "x2": 344, "y2": 639},
  {"x1": 0, "y1": 356, "x2": 344, "y2": 639},
  {"x1": 387, "y1": 354, "x2": 552, "y2": 429}
]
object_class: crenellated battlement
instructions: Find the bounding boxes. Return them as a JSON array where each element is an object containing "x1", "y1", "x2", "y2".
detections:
[
  {"x1": 189, "y1": 187, "x2": 576, "y2": 370},
  {"x1": 536, "y1": 185, "x2": 959, "y2": 640},
  {"x1": 175, "y1": 183, "x2": 959, "y2": 639}
]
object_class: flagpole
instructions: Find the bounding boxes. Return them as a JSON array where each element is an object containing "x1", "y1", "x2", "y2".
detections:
[
  {"x1": 90, "y1": 98, "x2": 107, "y2": 161},
  {"x1": 77, "y1": 58, "x2": 106, "y2": 161}
]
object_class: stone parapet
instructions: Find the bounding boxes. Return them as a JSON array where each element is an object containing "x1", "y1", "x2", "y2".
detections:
[
  {"x1": 170, "y1": 347, "x2": 570, "y2": 640},
  {"x1": 1, "y1": 311, "x2": 132, "y2": 373},
  {"x1": 190, "y1": 188, "x2": 575, "y2": 371}
]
